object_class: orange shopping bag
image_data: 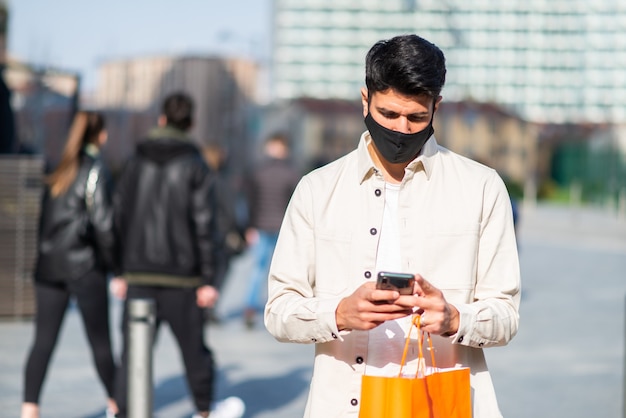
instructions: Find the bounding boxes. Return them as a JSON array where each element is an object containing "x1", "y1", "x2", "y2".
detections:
[{"x1": 359, "y1": 315, "x2": 471, "y2": 418}]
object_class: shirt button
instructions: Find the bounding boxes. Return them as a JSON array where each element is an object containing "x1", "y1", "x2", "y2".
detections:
[
  {"x1": 311, "y1": 338, "x2": 317, "y2": 342},
  {"x1": 331, "y1": 333, "x2": 337, "y2": 339},
  {"x1": 351, "y1": 398, "x2": 358, "y2": 406},
  {"x1": 458, "y1": 336, "x2": 464, "y2": 343},
  {"x1": 479, "y1": 342, "x2": 484, "y2": 347},
  {"x1": 374, "y1": 189, "x2": 382, "y2": 196},
  {"x1": 370, "y1": 228, "x2": 377, "y2": 235},
  {"x1": 364, "y1": 271, "x2": 371, "y2": 279},
  {"x1": 356, "y1": 356, "x2": 364, "y2": 364}
]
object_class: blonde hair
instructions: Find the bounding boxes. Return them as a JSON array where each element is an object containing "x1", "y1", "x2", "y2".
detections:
[{"x1": 45, "y1": 111, "x2": 105, "y2": 197}]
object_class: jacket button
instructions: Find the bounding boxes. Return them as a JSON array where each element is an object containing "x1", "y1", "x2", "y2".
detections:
[
  {"x1": 331, "y1": 333, "x2": 337, "y2": 339},
  {"x1": 458, "y1": 336, "x2": 464, "y2": 343},
  {"x1": 479, "y1": 342, "x2": 484, "y2": 347},
  {"x1": 364, "y1": 271, "x2": 371, "y2": 279},
  {"x1": 375, "y1": 189, "x2": 382, "y2": 196},
  {"x1": 351, "y1": 398, "x2": 358, "y2": 406},
  {"x1": 356, "y1": 356, "x2": 364, "y2": 364},
  {"x1": 311, "y1": 338, "x2": 317, "y2": 342},
  {"x1": 370, "y1": 228, "x2": 377, "y2": 235}
]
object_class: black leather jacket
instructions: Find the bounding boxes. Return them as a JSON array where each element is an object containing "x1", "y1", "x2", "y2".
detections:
[
  {"x1": 34, "y1": 151, "x2": 117, "y2": 283},
  {"x1": 114, "y1": 129, "x2": 217, "y2": 286}
]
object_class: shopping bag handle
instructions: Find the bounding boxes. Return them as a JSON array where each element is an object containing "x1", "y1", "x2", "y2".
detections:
[{"x1": 398, "y1": 315, "x2": 437, "y2": 378}]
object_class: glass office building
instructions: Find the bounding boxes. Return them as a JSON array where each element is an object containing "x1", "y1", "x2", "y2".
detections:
[{"x1": 272, "y1": 0, "x2": 626, "y2": 124}]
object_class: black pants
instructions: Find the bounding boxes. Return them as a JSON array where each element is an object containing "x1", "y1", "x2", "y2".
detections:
[
  {"x1": 114, "y1": 285, "x2": 215, "y2": 417},
  {"x1": 23, "y1": 270, "x2": 116, "y2": 403}
]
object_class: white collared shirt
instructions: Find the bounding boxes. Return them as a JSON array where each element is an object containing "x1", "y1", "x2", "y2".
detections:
[{"x1": 265, "y1": 132, "x2": 521, "y2": 418}]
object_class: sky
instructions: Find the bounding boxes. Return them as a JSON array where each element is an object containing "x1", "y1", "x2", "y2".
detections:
[{"x1": 5, "y1": 0, "x2": 271, "y2": 91}]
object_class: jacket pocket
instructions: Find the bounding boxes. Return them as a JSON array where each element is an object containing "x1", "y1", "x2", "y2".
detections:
[{"x1": 314, "y1": 232, "x2": 351, "y2": 296}]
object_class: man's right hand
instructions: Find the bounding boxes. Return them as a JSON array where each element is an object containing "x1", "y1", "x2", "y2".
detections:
[
  {"x1": 109, "y1": 277, "x2": 127, "y2": 300},
  {"x1": 335, "y1": 282, "x2": 416, "y2": 331}
]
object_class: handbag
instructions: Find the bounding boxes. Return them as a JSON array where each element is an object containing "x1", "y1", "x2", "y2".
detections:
[{"x1": 359, "y1": 315, "x2": 471, "y2": 418}]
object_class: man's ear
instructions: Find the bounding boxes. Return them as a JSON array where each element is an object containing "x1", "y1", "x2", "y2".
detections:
[
  {"x1": 360, "y1": 87, "x2": 369, "y2": 117},
  {"x1": 433, "y1": 96, "x2": 443, "y2": 113},
  {"x1": 157, "y1": 115, "x2": 167, "y2": 127}
]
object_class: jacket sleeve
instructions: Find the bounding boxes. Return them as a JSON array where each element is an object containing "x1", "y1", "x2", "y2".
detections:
[
  {"x1": 88, "y1": 161, "x2": 120, "y2": 276},
  {"x1": 190, "y1": 159, "x2": 217, "y2": 286},
  {"x1": 264, "y1": 176, "x2": 343, "y2": 344},
  {"x1": 452, "y1": 171, "x2": 521, "y2": 348}
]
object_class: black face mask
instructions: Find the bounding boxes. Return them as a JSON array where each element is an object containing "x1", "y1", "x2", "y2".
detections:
[{"x1": 364, "y1": 112, "x2": 434, "y2": 164}]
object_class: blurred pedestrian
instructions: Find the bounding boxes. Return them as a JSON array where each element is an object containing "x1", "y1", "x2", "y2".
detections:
[
  {"x1": 111, "y1": 92, "x2": 244, "y2": 418},
  {"x1": 264, "y1": 34, "x2": 521, "y2": 417},
  {"x1": 21, "y1": 111, "x2": 119, "y2": 418},
  {"x1": 202, "y1": 143, "x2": 247, "y2": 323},
  {"x1": 242, "y1": 133, "x2": 300, "y2": 328}
]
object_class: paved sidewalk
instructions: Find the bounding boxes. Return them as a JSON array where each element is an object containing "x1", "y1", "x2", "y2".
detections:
[
  {"x1": 0, "y1": 249, "x2": 313, "y2": 418},
  {"x1": 1, "y1": 203, "x2": 625, "y2": 417},
  {"x1": 488, "y1": 203, "x2": 626, "y2": 418}
]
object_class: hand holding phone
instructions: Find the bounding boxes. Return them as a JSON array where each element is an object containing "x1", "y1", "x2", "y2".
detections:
[{"x1": 376, "y1": 271, "x2": 415, "y2": 295}]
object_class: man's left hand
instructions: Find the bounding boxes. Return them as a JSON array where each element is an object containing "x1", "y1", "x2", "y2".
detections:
[
  {"x1": 412, "y1": 274, "x2": 460, "y2": 336},
  {"x1": 196, "y1": 285, "x2": 219, "y2": 308}
]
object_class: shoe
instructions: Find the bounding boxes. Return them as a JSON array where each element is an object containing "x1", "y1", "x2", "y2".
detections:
[{"x1": 199, "y1": 396, "x2": 245, "y2": 418}]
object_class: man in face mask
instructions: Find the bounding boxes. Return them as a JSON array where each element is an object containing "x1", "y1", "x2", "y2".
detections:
[
  {"x1": 363, "y1": 90, "x2": 438, "y2": 169},
  {"x1": 265, "y1": 34, "x2": 520, "y2": 418}
]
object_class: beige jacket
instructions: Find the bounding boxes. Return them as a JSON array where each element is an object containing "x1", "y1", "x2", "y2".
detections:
[{"x1": 265, "y1": 133, "x2": 521, "y2": 418}]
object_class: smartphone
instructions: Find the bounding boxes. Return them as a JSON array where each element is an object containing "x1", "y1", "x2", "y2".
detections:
[{"x1": 376, "y1": 271, "x2": 415, "y2": 295}]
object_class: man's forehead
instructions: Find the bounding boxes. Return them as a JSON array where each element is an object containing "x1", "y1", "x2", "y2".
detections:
[{"x1": 369, "y1": 90, "x2": 433, "y2": 111}]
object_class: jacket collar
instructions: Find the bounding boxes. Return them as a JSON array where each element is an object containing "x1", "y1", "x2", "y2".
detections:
[
  {"x1": 147, "y1": 125, "x2": 191, "y2": 142},
  {"x1": 357, "y1": 131, "x2": 439, "y2": 184}
]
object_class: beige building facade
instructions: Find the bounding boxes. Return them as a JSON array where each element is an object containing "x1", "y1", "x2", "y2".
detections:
[{"x1": 435, "y1": 101, "x2": 538, "y2": 195}]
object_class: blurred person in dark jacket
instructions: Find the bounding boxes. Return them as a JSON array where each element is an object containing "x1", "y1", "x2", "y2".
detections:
[
  {"x1": 22, "y1": 111, "x2": 119, "y2": 418},
  {"x1": 202, "y1": 144, "x2": 247, "y2": 323},
  {"x1": 110, "y1": 93, "x2": 244, "y2": 418},
  {"x1": 242, "y1": 133, "x2": 300, "y2": 328}
]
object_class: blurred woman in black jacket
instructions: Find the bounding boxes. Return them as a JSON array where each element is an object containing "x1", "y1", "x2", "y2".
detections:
[{"x1": 21, "y1": 112, "x2": 119, "y2": 418}]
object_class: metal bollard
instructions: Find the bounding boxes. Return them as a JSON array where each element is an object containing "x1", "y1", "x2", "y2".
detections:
[{"x1": 128, "y1": 298, "x2": 155, "y2": 418}]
